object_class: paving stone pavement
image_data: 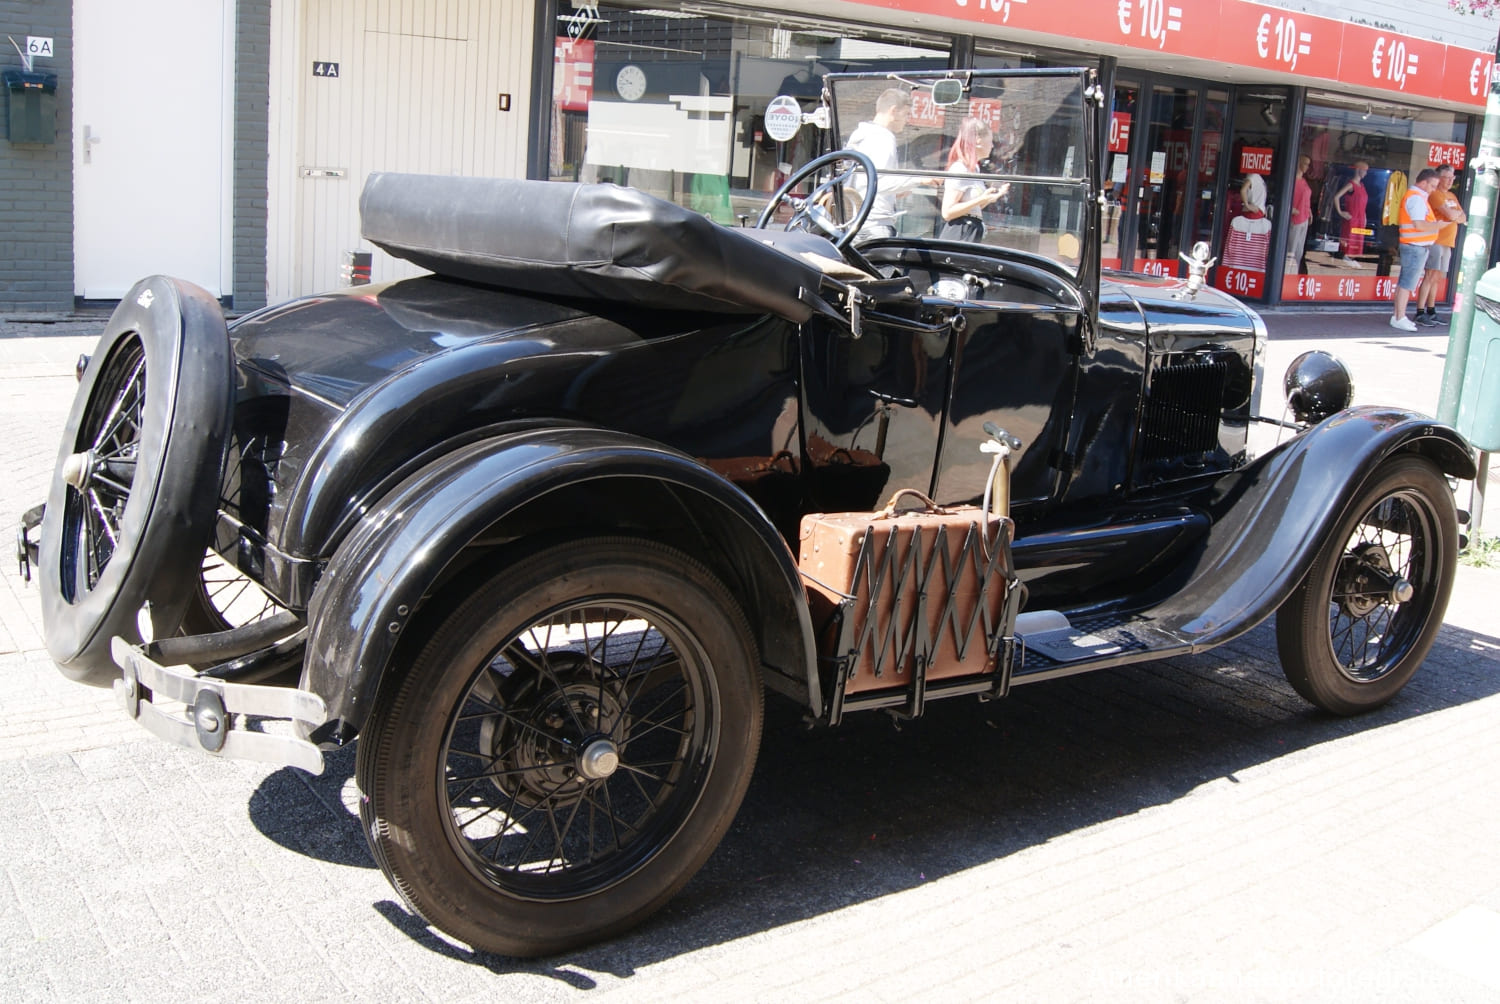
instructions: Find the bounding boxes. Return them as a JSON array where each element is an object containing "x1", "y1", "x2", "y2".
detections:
[{"x1": 1, "y1": 309, "x2": 1497, "y2": 1002}]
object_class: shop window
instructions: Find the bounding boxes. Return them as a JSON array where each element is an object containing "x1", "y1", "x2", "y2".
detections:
[
  {"x1": 1101, "y1": 83, "x2": 1136, "y2": 269},
  {"x1": 1283, "y1": 93, "x2": 1468, "y2": 305},
  {"x1": 550, "y1": 2, "x2": 947, "y2": 223},
  {"x1": 1214, "y1": 90, "x2": 1287, "y2": 303}
]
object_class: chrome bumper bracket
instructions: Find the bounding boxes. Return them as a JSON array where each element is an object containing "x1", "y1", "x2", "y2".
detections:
[{"x1": 111, "y1": 637, "x2": 328, "y2": 774}]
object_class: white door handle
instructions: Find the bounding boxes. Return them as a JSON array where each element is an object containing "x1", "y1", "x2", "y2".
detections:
[{"x1": 83, "y1": 124, "x2": 102, "y2": 163}]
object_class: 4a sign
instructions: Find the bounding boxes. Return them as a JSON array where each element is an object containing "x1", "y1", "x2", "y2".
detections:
[{"x1": 313, "y1": 61, "x2": 340, "y2": 78}]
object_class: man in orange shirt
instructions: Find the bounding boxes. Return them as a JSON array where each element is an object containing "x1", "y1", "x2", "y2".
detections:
[{"x1": 1414, "y1": 164, "x2": 1467, "y2": 327}]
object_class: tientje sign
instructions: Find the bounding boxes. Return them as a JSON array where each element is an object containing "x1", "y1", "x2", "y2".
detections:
[{"x1": 1240, "y1": 147, "x2": 1274, "y2": 174}]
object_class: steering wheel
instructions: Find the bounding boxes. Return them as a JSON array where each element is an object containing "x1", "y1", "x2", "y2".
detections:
[{"x1": 755, "y1": 149, "x2": 877, "y2": 250}]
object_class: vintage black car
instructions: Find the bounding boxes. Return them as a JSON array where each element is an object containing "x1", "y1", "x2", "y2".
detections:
[{"x1": 18, "y1": 68, "x2": 1475, "y2": 957}]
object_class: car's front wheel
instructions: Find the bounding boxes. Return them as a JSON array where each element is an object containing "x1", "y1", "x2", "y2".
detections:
[
  {"x1": 356, "y1": 537, "x2": 763, "y2": 957},
  {"x1": 1276, "y1": 455, "x2": 1457, "y2": 714}
]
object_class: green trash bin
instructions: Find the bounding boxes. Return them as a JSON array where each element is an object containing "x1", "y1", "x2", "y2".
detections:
[{"x1": 1457, "y1": 266, "x2": 1500, "y2": 452}]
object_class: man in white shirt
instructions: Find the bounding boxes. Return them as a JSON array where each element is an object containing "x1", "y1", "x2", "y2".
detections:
[{"x1": 847, "y1": 88, "x2": 929, "y2": 242}]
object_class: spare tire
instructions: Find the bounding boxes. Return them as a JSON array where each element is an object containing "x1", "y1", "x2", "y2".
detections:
[{"x1": 39, "y1": 276, "x2": 235, "y2": 685}]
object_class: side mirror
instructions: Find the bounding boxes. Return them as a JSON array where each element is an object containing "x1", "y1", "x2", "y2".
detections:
[{"x1": 930, "y1": 78, "x2": 964, "y2": 106}]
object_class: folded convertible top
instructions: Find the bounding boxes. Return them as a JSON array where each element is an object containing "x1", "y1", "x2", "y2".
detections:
[{"x1": 361, "y1": 172, "x2": 850, "y2": 323}]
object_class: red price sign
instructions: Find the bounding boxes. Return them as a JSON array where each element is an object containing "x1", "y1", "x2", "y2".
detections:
[
  {"x1": 1109, "y1": 112, "x2": 1132, "y2": 153},
  {"x1": 1428, "y1": 142, "x2": 1466, "y2": 168},
  {"x1": 1443, "y1": 50, "x2": 1494, "y2": 105},
  {"x1": 1135, "y1": 257, "x2": 1179, "y2": 277},
  {"x1": 1215, "y1": 266, "x2": 1263, "y2": 298},
  {"x1": 1240, "y1": 147, "x2": 1274, "y2": 175},
  {"x1": 553, "y1": 39, "x2": 594, "y2": 112},
  {"x1": 969, "y1": 97, "x2": 1003, "y2": 131},
  {"x1": 908, "y1": 90, "x2": 946, "y2": 128}
]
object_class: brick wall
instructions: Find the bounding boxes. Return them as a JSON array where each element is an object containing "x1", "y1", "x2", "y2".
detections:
[
  {"x1": 0, "y1": 0, "x2": 73, "y2": 312},
  {"x1": 234, "y1": 0, "x2": 270, "y2": 312},
  {"x1": 0, "y1": 0, "x2": 269, "y2": 315}
]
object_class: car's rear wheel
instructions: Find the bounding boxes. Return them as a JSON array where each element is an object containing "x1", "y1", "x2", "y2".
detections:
[
  {"x1": 178, "y1": 551, "x2": 285, "y2": 635},
  {"x1": 179, "y1": 424, "x2": 289, "y2": 636},
  {"x1": 1276, "y1": 456, "x2": 1456, "y2": 714},
  {"x1": 356, "y1": 537, "x2": 763, "y2": 957},
  {"x1": 38, "y1": 277, "x2": 234, "y2": 684}
]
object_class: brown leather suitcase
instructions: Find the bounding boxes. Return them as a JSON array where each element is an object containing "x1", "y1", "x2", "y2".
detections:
[{"x1": 798, "y1": 490, "x2": 1021, "y2": 699}]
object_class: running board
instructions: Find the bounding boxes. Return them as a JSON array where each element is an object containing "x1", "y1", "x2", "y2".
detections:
[
  {"x1": 836, "y1": 611, "x2": 1195, "y2": 717},
  {"x1": 1011, "y1": 612, "x2": 1194, "y2": 685}
]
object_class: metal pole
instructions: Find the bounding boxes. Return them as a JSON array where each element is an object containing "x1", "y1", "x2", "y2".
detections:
[
  {"x1": 1474, "y1": 450, "x2": 1490, "y2": 535},
  {"x1": 1437, "y1": 29, "x2": 1500, "y2": 425}
]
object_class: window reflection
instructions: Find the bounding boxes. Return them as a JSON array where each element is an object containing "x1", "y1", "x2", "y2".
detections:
[
  {"x1": 1285, "y1": 93, "x2": 1468, "y2": 304},
  {"x1": 550, "y1": 3, "x2": 945, "y2": 224}
]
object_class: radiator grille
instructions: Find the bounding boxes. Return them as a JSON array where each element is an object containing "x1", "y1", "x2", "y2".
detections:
[{"x1": 1139, "y1": 358, "x2": 1228, "y2": 464}]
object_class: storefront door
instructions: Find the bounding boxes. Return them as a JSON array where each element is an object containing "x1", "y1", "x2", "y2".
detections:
[
  {"x1": 1105, "y1": 75, "x2": 1225, "y2": 278},
  {"x1": 1212, "y1": 88, "x2": 1289, "y2": 303},
  {"x1": 1134, "y1": 83, "x2": 1197, "y2": 276}
]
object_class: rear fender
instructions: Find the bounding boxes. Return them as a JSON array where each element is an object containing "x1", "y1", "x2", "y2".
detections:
[
  {"x1": 1148, "y1": 406, "x2": 1474, "y2": 646},
  {"x1": 300, "y1": 427, "x2": 818, "y2": 743}
]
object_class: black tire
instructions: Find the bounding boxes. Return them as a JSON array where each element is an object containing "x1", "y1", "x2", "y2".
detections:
[
  {"x1": 38, "y1": 277, "x2": 234, "y2": 685},
  {"x1": 1276, "y1": 456, "x2": 1457, "y2": 715},
  {"x1": 356, "y1": 537, "x2": 763, "y2": 957}
]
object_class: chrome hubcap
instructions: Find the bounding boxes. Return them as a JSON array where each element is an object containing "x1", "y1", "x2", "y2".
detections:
[{"x1": 577, "y1": 737, "x2": 621, "y2": 780}]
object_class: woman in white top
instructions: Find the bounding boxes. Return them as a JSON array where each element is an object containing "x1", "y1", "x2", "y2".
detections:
[{"x1": 940, "y1": 117, "x2": 1008, "y2": 243}]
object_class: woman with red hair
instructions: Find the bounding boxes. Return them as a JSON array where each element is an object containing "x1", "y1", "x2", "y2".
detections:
[{"x1": 940, "y1": 117, "x2": 1007, "y2": 242}]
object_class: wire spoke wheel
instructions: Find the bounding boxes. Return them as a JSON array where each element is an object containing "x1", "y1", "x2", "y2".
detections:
[
  {"x1": 1277, "y1": 456, "x2": 1456, "y2": 714},
  {"x1": 445, "y1": 601, "x2": 707, "y2": 899},
  {"x1": 186, "y1": 551, "x2": 283, "y2": 631},
  {"x1": 357, "y1": 538, "x2": 762, "y2": 957},
  {"x1": 1325, "y1": 498, "x2": 1432, "y2": 683},
  {"x1": 180, "y1": 427, "x2": 287, "y2": 634},
  {"x1": 58, "y1": 335, "x2": 146, "y2": 602},
  {"x1": 38, "y1": 277, "x2": 235, "y2": 684}
]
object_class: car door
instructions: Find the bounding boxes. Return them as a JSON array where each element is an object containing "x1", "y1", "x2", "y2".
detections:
[{"x1": 799, "y1": 316, "x2": 948, "y2": 514}]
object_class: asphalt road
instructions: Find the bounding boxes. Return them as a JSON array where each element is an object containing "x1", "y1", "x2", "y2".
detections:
[{"x1": 1, "y1": 308, "x2": 1497, "y2": 1002}]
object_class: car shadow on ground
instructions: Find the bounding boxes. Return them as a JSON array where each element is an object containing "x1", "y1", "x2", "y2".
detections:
[{"x1": 246, "y1": 616, "x2": 1499, "y2": 981}]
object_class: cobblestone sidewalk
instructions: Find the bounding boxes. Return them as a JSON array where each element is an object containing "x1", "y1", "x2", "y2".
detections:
[{"x1": 1, "y1": 310, "x2": 1497, "y2": 1001}]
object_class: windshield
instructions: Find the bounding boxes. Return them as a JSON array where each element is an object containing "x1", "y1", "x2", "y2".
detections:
[{"x1": 828, "y1": 70, "x2": 1092, "y2": 272}]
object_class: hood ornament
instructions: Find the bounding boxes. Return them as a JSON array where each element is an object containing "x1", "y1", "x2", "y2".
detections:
[{"x1": 1174, "y1": 241, "x2": 1216, "y2": 301}]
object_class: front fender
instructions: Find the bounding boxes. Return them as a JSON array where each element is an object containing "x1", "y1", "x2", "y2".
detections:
[
  {"x1": 299, "y1": 426, "x2": 818, "y2": 742},
  {"x1": 1148, "y1": 406, "x2": 1473, "y2": 647}
]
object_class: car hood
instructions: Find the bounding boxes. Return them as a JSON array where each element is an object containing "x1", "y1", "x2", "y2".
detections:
[{"x1": 1099, "y1": 270, "x2": 1261, "y2": 338}]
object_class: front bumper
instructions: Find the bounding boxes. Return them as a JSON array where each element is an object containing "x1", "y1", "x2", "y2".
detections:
[{"x1": 111, "y1": 637, "x2": 328, "y2": 774}]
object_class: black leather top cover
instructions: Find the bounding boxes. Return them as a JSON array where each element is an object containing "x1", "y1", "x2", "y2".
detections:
[{"x1": 360, "y1": 172, "x2": 841, "y2": 322}]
